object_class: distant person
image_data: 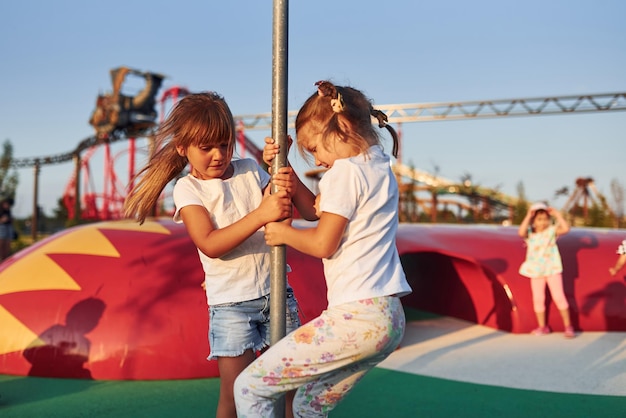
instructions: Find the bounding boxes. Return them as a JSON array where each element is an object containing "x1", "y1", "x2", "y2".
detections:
[
  {"x1": 609, "y1": 239, "x2": 626, "y2": 277},
  {"x1": 0, "y1": 198, "x2": 14, "y2": 261},
  {"x1": 234, "y1": 80, "x2": 412, "y2": 417},
  {"x1": 518, "y1": 202, "x2": 575, "y2": 338},
  {"x1": 124, "y1": 92, "x2": 318, "y2": 418}
]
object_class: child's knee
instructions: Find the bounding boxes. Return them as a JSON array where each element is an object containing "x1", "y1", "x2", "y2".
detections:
[
  {"x1": 556, "y1": 301, "x2": 570, "y2": 311},
  {"x1": 234, "y1": 368, "x2": 264, "y2": 399},
  {"x1": 233, "y1": 371, "x2": 247, "y2": 396}
]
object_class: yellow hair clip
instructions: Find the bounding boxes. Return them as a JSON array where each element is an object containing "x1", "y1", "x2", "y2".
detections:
[{"x1": 330, "y1": 93, "x2": 344, "y2": 113}]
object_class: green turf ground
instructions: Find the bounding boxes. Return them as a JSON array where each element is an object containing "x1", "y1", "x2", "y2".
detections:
[
  {"x1": 2, "y1": 309, "x2": 624, "y2": 417},
  {"x1": 1, "y1": 369, "x2": 625, "y2": 417}
]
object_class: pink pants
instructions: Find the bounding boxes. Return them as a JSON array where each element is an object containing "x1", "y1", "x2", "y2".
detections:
[{"x1": 530, "y1": 273, "x2": 569, "y2": 312}]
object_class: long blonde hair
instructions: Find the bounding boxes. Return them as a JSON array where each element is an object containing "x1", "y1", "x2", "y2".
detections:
[
  {"x1": 124, "y1": 92, "x2": 236, "y2": 224},
  {"x1": 295, "y1": 80, "x2": 398, "y2": 163}
]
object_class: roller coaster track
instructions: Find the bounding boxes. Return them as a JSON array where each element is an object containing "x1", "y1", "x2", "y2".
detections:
[
  {"x1": 11, "y1": 91, "x2": 626, "y2": 169},
  {"x1": 11, "y1": 130, "x2": 134, "y2": 168},
  {"x1": 235, "y1": 92, "x2": 626, "y2": 129},
  {"x1": 393, "y1": 162, "x2": 518, "y2": 207}
]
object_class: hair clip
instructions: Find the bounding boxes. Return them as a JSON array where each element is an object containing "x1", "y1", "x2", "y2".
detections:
[
  {"x1": 371, "y1": 109, "x2": 388, "y2": 128},
  {"x1": 330, "y1": 93, "x2": 344, "y2": 113},
  {"x1": 316, "y1": 81, "x2": 344, "y2": 113}
]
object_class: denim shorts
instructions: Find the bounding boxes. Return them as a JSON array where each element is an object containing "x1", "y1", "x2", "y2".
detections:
[
  {"x1": 0, "y1": 224, "x2": 12, "y2": 240},
  {"x1": 207, "y1": 287, "x2": 300, "y2": 360}
]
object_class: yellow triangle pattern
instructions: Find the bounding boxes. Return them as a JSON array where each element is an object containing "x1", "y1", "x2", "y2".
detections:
[
  {"x1": 0, "y1": 220, "x2": 173, "y2": 355},
  {"x1": 0, "y1": 305, "x2": 42, "y2": 355},
  {"x1": 0, "y1": 220, "x2": 171, "y2": 296},
  {"x1": 0, "y1": 256, "x2": 80, "y2": 295},
  {"x1": 91, "y1": 219, "x2": 173, "y2": 234}
]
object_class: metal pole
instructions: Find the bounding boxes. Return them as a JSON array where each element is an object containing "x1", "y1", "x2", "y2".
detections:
[
  {"x1": 270, "y1": 0, "x2": 289, "y2": 345},
  {"x1": 31, "y1": 161, "x2": 40, "y2": 242},
  {"x1": 270, "y1": 1, "x2": 288, "y2": 416}
]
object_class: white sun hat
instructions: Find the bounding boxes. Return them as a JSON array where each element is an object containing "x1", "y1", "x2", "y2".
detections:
[{"x1": 529, "y1": 202, "x2": 548, "y2": 212}]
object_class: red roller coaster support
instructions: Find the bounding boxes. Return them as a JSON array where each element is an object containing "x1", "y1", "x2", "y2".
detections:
[
  {"x1": 159, "y1": 86, "x2": 191, "y2": 123},
  {"x1": 237, "y1": 119, "x2": 246, "y2": 158}
]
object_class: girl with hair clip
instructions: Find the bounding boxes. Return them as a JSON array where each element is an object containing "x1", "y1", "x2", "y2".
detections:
[
  {"x1": 234, "y1": 81, "x2": 412, "y2": 417},
  {"x1": 518, "y1": 202, "x2": 574, "y2": 338},
  {"x1": 124, "y1": 92, "x2": 318, "y2": 418}
]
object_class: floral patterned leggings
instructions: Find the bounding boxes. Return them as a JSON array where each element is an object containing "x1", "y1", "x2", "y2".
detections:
[{"x1": 234, "y1": 296, "x2": 406, "y2": 417}]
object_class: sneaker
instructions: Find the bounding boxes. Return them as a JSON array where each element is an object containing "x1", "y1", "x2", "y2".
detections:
[
  {"x1": 564, "y1": 326, "x2": 575, "y2": 339},
  {"x1": 531, "y1": 326, "x2": 551, "y2": 336}
]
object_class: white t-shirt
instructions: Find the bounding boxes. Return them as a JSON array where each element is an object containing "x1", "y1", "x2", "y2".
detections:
[
  {"x1": 173, "y1": 158, "x2": 271, "y2": 306},
  {"x1": 318, "y1": 146, "x2": 412, "y2": 307}
]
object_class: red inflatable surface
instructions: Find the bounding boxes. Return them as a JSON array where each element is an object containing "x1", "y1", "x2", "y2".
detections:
[
  {"x1": 396, "y1": 224, "x2": 626, "y2": 334},
  {"x1": 0, "y1": 219, "x2": 623, "y2": 380}
]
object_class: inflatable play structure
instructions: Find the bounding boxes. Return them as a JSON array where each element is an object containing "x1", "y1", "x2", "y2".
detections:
[{"x1": 0, "y1": 219, "x2": 623, "y2": 380}]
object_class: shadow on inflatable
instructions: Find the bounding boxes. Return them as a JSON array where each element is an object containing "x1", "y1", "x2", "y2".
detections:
[{"x1": 0, "y1": 219, "x2": 623, "y2": 380}]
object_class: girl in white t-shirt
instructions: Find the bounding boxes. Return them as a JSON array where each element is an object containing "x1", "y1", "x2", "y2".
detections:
[
  {"x1": 234, "y1": 81, "x2": 412, "y2": 417},
  {"x1": 124, "y1": 92, "x2": 318, "y2": 418}
]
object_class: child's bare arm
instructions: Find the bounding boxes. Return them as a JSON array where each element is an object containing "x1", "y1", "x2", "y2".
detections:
[
  {"x1": 181, "y1": 190, "x2": 292, "y2": 258},
  {"x1": 264, "y1": 136, "x2": 318, "y2": 221},
  {"x1": 272, "y1": 167, "x2": 318, "y2": 221},
  {"x1": 265, "y1": 212, "x2": 348, "y2": 259},
  {"x1": 609, "y1": 254, "x2": 626, "y2": 276},
  {"x1": 550, "y1": 207, "x2": 570, "y2": 236}
]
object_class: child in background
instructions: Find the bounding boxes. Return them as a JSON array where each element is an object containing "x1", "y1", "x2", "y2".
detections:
[
  {"x1": 609, "y1": 239, "x2": 626, "y2": 276},
  {"x1": 518, "y1": 202, "x2": 574, "y2": 338},
  {"x1": 234, "y1": 80, "x2": 412, "y2": 417},
  {"x1": 124, "y1": 92, "x2": 317, "y2": 418},
  {"x1": 0, "y1": 198, "x2": 15, "y2": 261}
]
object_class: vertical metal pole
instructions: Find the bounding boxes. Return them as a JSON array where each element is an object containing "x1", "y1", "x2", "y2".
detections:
[
  {"x1": 31, "y1": 161, "x2": 40, "y2": 242},
  {"x1": 270, "y1": 0, "x2": 289, "y2": 345},
  {"x1": 271, "y1": 1, "x2": 289, "y2": 416}
]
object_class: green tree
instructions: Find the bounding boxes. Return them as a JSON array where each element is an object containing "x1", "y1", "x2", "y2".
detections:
[
  {"x1": 459, "y1": 173, "x2": 480, "y2": 222},
  {"x1": 52, "y1": 196, "x2": 69, "y2": 220},
  {"x1": 397, "y1": 161, "x2": 420, "y2": 223},
  {"x1": 513, "y1": 181, "x2": 529, "y2": 224},
  {"x1": 587, "y1": 202, "x2": 613, "y2": 228},
  {"x1": 610, "y1": 178, "x2": 624, "y2": 228},
  {"x1": 0, "y1": 139, "x2": 19, "y2": 200}
]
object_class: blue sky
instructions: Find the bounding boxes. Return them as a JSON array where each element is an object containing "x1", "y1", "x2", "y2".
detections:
[{"x1": 1, "y1": 0, "x2": 624, "y2": 218}]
